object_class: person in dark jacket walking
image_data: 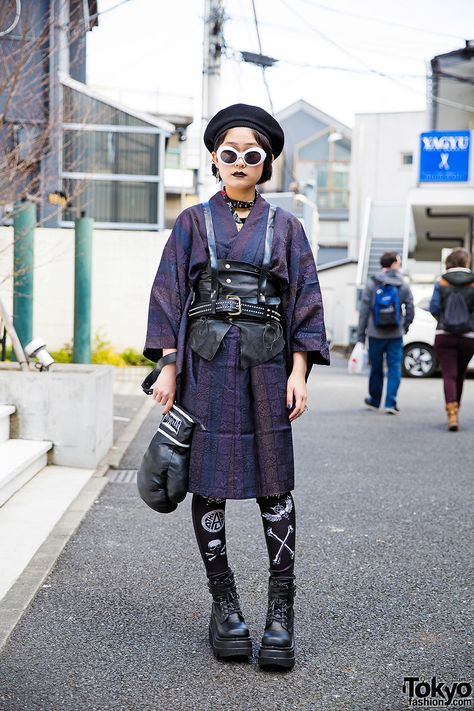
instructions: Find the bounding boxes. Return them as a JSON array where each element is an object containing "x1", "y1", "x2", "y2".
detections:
[
  {"x1": 429, "y1": 248, "x2": 474, "y2": 431},
  {"x1": 357, "y1": 252, "x2": 414, "y2": 414},
  {"x1": 144, "y1": 104, "x2": 329, "y2": 670}
]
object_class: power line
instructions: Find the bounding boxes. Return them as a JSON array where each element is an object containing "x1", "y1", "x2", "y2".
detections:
[
  {"x1": 250, "y1": 0, "x2": 274, "y2": 113},
  {"x1": 229, "y1": 14, "x2": 453, "y2": 65},
  {"x1": 278, "y1": 0, "x2": 474, "y2": 114},
  {"x1": 278, "y1": 58, "x2": 425, "y2": 79},
  {"x1": 89, "y1": 0, "x2": 133, "y2": 22},
  {"x1": 226, "y1": 46, "x2": 426, "y2": 78},
  {"x1": 293, "y1": 0, "x2": 466, "y2": 41}
]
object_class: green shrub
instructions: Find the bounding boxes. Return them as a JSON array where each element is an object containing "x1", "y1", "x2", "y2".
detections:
[
  {"x1": 120, "y1": 347, "x2": 154, "y2": 367},
  {"x1": 2, "y1": 329, "x2": 150, "y2": 367},
  {"x1": 92, "y1": 347, "x2": 127, "y2": 367},
  {"x1": 90, "y1": 330, "x2": 123, "y2": 366},
  {"x1": 50, "y1": 342, "x2": 73, "y2": 363}
]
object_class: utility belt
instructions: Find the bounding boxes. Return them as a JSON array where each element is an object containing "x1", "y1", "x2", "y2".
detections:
[{"x1": 186, "y1": 202, "x2": 285, "y2": 368}]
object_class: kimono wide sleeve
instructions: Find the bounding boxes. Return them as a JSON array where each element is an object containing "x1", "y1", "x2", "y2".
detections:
[
  {"x1": 280, "y1": 217, "x2": 330, "y2": 378},
  {"x1": 143, "y1": 211, "x2": 195, "y2": 363}
]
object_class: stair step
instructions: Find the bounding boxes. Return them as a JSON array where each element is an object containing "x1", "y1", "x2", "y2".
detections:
[
  {"x1": 0, "y1": 440, "x2": 52, "y2": 507},
  {"x1": 0, "y1": 405, "x2": 15, "y2": 444},
  {"x1": 0, "y1": 464, "x2": 95, "y2": 603}
]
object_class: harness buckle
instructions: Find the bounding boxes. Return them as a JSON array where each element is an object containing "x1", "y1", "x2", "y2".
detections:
[{"x1": 224, "y1": 294, "x2": 242, "y2": 316}]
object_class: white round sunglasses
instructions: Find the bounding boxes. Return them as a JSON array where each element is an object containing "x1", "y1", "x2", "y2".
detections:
[{"x1": 216, "y1": 145, "x2": 267, "y2": 167}]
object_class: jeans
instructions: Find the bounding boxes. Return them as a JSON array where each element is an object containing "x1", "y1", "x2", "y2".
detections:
[{"x1": 368, "y1": 336, "x2": 403, "y2": 408}]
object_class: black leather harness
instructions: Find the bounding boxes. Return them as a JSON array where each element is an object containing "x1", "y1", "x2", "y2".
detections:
[
  {"x1": 186, "y1": 201, "x2": 285, "y2": 368},
  {"x1": 188, "y1": 202, "x2": 280, "y2": 323}
]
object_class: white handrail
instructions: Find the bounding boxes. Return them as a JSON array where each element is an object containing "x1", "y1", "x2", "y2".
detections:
[
  {"x1": 0, "y1": 296, "x2": 29, "y2": 370},
  {"x1": 356, "y1": 196, "x2": 372, "y2": 286},
  {"x1": 402, "y1": 201, "x2": 411, "y2": 270}
]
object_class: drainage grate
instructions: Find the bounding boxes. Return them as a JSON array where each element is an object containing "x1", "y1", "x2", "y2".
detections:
[{"x1": 107, "y1": 469, "x2": 137, "y2": 483}]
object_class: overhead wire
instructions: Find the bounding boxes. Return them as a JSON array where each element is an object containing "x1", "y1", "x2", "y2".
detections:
[
  {"x1": 89, "y1": 0, "x2": 133, "y2": 22},
  {"x1": 229, "y1": 12, "x2": 460, "y2": 53},
  {"x1": 250, "y1": 0, "x2": 274, "y2": 113},
  {"x1": 226, "y1": 45, "x2": 426, "y2": 78},
  {"x1": 293, "y1": 0, "x2": 466, "y2": 41},
  {"x1": 277, "y1": 0, "x2": 474, "y2": 114}
]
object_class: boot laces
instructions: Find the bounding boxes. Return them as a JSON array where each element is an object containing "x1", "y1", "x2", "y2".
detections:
[
  {"x1": 214, "y1": 589, "x2": 241, "y2": 617},
  {"x1": 267, "y1": 596, "x2": 289, "y2": 626}
]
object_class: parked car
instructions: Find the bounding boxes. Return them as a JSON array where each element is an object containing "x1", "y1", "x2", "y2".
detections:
[{"x1": 403, "y1": 296, "x2": 474, "y2": 378}]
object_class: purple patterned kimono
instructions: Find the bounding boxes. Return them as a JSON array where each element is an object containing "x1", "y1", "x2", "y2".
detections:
[{"x1": 144, "y1": 191, "x2": 329, "y2": 499}]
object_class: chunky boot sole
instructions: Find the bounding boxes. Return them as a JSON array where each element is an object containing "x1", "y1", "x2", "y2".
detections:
[
  {"x1": 258, "y1": 644, "x2": 295, "y2": 669},
  {"x1": 208, "y1": 617, "x2": 252, "y2": 659}
]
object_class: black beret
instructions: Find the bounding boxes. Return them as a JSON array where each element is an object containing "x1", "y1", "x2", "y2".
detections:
[{"x1": 204, "y1": 103, "x2": 284, "y2": 158}]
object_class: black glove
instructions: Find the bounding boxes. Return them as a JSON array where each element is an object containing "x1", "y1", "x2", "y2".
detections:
[
  {"x1": 137, "y1": 355, "x2": 201, "y2": 514},
  {"x1": 137, "y1": 403, "x2": 197, "y2": 513}
]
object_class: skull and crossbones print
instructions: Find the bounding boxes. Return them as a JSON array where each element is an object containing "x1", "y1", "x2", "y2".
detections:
[
  {"x1": 266, "y1": 525, "x2": 295, "y2": 565},
  {"x1": 205, "y1": 538, "x2": 226, "y2": 561}
]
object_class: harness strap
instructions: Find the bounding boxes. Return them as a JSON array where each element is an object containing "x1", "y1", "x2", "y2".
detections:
[
  {"x1": 258, "y1": 204, "x2": 276, "y2": 305},
  {"x1": 202, "y1": 201, "x2": 277, "y2": 309},
  {"x1": 202, "y1": 201, "x2": 219, "y2": 313}
]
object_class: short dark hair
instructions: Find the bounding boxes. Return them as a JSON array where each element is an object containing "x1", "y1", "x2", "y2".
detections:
[
  {"x1": 211, "y1": 129, "x2": 273, "y2": 184},
  {"x1": 445, "y1": 248, "x2": 471, "y2": 270},
  {"x1": 380, "y1": 251, "x2": 400, "y2": 268}
]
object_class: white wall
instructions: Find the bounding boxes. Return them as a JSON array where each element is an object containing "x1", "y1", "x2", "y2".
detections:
[
  {"x1": 318, "y1": 262, "x2": 359, "y2": 346},
  {"x1": 348, "y1": 110, "x2": 426, "y2": 258},
  {"x1": 0, "y1": 226, "x2": 169, "y2": 352},
  {"x1": 319, "y1": 219, "x2": 350, "y2": 246}
]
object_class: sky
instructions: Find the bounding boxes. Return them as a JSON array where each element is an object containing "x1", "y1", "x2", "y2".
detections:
[{"x1": 87, "y1": 0, "x2": 474, "y2": 129}]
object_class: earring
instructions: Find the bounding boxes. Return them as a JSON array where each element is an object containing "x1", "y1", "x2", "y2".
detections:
[{"x1": 215, "y1": 167, "x2": 221, "y2": 183}]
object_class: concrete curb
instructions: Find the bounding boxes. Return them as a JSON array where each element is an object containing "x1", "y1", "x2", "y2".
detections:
[{"x1": 0, "y1": 393, "x2": 155, "y2": 652}]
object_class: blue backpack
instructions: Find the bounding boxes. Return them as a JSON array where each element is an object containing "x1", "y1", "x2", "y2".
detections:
[{"x1": 372, "y1": 283, "x2": 400, "y2": 328}]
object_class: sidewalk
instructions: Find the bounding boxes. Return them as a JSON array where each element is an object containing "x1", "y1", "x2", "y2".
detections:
[
  {"x1": 0, "y1": 368, "x2": 150, "y2": 647},
  {"x1": 0, "y1": 361, "x2": 472, "y2": 711}
]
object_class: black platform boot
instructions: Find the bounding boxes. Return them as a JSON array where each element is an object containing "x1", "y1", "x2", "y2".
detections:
[
  {"x1": 258, "y1": 577, "x2": 296, "y2": 669},
  {"x1": 208, "y1": 569, "x2": 252, "y2": 659}
]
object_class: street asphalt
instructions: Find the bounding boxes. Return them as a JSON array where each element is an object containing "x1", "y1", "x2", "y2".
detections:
[{"x1": 0, "y1": 355, "x2": 472, "y2": 711}]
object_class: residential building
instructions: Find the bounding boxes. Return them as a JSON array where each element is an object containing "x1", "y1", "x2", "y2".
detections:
[
  {"x1": 0, "y1": 0, "x2": 172, "y2": 230},
  {"x1": 409, "y1": 41, "x2": 474, "y2": 263},
  {"x1": 263, "y1": 100, "x2": 352, "y2": 265},
  {"x1": 329, "y1": 41, "x2": 474, "y2": 347}
]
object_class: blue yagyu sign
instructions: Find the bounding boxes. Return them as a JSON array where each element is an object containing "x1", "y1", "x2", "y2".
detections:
[{"x1": 419, "y1": 130, "x2": 470, "y2": 182}]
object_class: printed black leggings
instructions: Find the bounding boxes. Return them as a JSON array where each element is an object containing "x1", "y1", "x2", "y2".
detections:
[{"x1": 191, "y1": 492, "x2": 296, "y2": 580}]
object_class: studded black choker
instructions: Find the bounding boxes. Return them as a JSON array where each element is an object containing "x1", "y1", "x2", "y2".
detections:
[{"x1": 221, "y1": 189, "x2": 257, "y2": 210}]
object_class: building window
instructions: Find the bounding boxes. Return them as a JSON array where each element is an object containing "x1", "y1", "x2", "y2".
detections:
[
  {"x1": 63, "y1": 179, "x2": 158, "y2": 225},
  {"x1": 60, "y1": 83, "x2": 167, "y2": 229},
  {"x1": 63, "y1": 130, "x2": 160, "y2": 175},
  {"x1": 295, "y1": 130, "x2": 351, "y2": 210},
  {"x1": 401, "y1": 152, "x2": 413, "y2": 166}
]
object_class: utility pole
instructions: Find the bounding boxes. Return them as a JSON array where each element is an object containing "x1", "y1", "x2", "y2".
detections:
[{"x1": 199, "y1": 0, "x2": 225, "y2": 201}]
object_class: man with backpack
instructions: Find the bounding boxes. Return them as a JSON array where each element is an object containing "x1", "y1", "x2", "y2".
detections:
[
  {"x1": 429, "y1": 247, "x2": 474, "y2": 431},
  {"x1": 357, "y1": 251, "x2": 414, "y2": 414}
]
